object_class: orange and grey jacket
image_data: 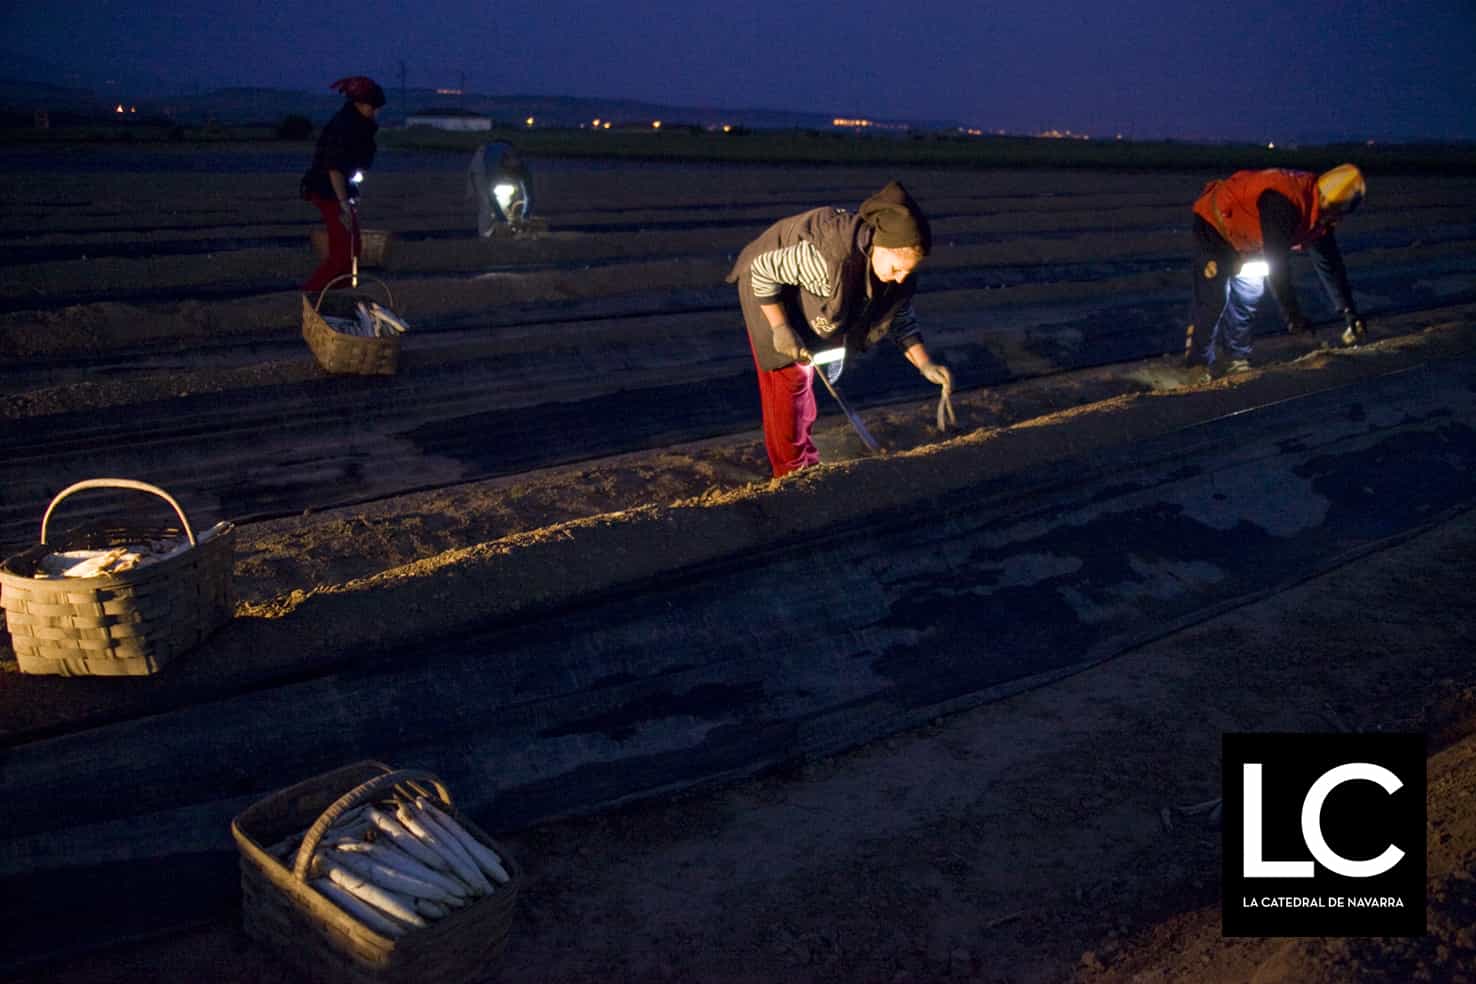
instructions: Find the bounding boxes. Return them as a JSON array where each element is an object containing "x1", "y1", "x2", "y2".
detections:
[
  {"x1": 1192, "y1": 169, "x2": 1325, "y2": 252},
  {"x1": 1192, "y1": 169, "x2": 1355, "y2": 322}
]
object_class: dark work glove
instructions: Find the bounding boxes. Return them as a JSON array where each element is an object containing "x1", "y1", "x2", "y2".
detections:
[
  {"x1": 1286, "y1": 315, "x2": 1310, "y2": 335},
  {"x1": 771, "y1": 322, "x2": 811, "y2": 365}
]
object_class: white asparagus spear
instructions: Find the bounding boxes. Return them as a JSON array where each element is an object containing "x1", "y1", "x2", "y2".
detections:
[
  {"x1": 319, "y1": 857, "x2": 429, "y2": 928},
  {"x1": 369, "y1": 301, "x2": 410, "y2": 334},
  {"x1": 395, "y1": 801, "x2": 490, "y2": 894},
  {"x1": 409, "y1": 799, "x2": 494, "y2": 894},
  {"x1": 417, "y1": 799, "x2": 511, "y2": 885},
  {"x1": 333, "y1": 815, "x2": 372, "y2": 832},
  {"x1": 328, "y1": 846, "x2": 461, "y2": 906},
  {"x1": 311, "y1": 878, "x2": 408, "y2": 938},
  {"x1": 368, "y1": 806, "x2": 450, "y2": 873},
  {"x1": 331, "y1": 804, "x2": 370, "y2": 825},
  {"x1": 394, "y1": 801, "x2": 485, "y2": 895},
  {"x1": 266, "y1": 833, "x2": 303, "y2": 862},
  {"x1": 332, "y1": 843, "x2": 469, "y2": 902},
  {"x1": 369, "y1": 838, "x2": 470, "y2": 908},
  {"x1": 414, "y1": 897, "x2": 449, "y2": 920},
  {"x1": 359, "y1": 838, "x2": 471, "y2": 899}
]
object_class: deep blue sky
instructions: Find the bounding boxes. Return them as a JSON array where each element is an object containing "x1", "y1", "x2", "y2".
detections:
[{"x1": 7, "y1": 0, "x2": 1475, "y2": 141}]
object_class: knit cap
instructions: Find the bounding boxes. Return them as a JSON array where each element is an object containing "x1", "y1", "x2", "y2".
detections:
[{"x1": 859, "y1": 181, "x2": 931, "y2": 253}]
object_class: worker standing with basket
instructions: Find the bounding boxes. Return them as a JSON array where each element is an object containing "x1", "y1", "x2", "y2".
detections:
[{"x1": 301, "y1": 76, "x2": 385, "y2": 292}]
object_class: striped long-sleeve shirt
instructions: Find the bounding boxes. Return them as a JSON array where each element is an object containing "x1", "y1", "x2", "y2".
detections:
[{"x1": 749, "y1": 242, "x2": 920, "y2": 341}]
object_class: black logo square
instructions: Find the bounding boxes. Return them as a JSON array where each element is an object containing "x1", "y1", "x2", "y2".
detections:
[{"x1": 1222, "y1": 732, "x2": 1425, "y2": 937}]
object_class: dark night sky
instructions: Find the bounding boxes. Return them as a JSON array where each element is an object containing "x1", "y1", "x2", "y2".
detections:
[{"x1": 7, "y1": 0, "x2": 1475, "y2": 141}]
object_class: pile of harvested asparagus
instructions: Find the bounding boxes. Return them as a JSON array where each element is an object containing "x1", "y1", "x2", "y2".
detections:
[
  {"x1": 321, "y1": 301, "x2": 410, "y2": 339},
  {"x1": 268, "y1": 787, "x2": 511, "y2": 938}
]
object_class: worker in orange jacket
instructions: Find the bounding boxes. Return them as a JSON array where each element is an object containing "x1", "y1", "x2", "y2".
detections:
[{"x1": 1185, "y1": 164, "x2": 1367, "y2": 377}]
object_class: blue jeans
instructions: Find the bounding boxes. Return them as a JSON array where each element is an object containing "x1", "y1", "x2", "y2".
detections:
[{"x1": 1201, "y1": 271, "x2": 1265, "y2": 367}]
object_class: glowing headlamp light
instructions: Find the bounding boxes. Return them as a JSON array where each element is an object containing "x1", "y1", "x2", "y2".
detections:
[
  {"x1": 350, "y1": 170, "x2": 365, "y2": 185},
  {"x1": 1238, "y1": 259, "x2": 1269, "y2": 280},
  {"x1": 493, "y1": 183, "x2": 517, "y2": 210}
]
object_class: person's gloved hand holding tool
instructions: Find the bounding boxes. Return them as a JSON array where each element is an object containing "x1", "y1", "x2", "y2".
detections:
[
  {"x1": 918, "y1": 361, "x2": 956, "y2": 431},
  {"x1": 771, "y1": 321, "x2": 811, "y2": 365}
]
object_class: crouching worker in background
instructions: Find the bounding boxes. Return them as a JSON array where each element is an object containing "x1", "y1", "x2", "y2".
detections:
[
  {"x1": 1185, "y1": 164, "x2": 1368, "y2": 380},
  {"x1": 727, "y1": 181, "x2": 953, "y2": 478},
  {"x1": 467, "y1": 142, "x2": 534, "y2": 236},
  {"x1": 301, "y1": 76, "x2": 385, "y2": 292}
]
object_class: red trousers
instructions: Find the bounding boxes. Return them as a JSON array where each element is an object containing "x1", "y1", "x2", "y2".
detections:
[
  {"x1": 303, "y1": 196, "x2": 360, "y2": 293},
  {"x1": 749, "y1": 336, "x2": 818, "y2": 478}
]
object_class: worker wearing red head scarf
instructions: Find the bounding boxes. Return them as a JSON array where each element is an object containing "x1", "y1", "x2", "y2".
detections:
[{"x1": 301, "y1": 77, "x2": 386, "y2": 292}]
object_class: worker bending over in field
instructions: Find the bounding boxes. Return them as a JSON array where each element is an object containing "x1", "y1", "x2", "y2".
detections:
[
  {"x1": 1185, "y1": 164, "x2": 1368, "y2": 379},
  {"x1": 727, "y1": 181, "x2": 953, "y2": 478},
  {"x1": 467, "y1": 142, "x2": 534, "y2": 236},
  {"x1": 301, "y1": 76, "x2": 384, "y2": 292}
]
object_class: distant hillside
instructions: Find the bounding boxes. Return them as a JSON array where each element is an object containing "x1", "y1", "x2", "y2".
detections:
[{"x1": 0, "y1": 76, "x2": 964, "y2": 133}]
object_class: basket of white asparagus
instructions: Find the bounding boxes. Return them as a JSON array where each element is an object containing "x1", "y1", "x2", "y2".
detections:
[
  {"x1": 232, "y1": 761, "x2": 520, "y2": 984},
  {"x1": 0, "y1": 478, "x2": 235, "y2": 677},
  {"x1": 302, "y1": 274, "x2": 406, "y2": 376}
]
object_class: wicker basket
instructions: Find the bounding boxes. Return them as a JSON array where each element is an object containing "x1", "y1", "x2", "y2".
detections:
[
  {"x1": 233, "y1": 761, "x2": 520, "y2": 984},
  {"x1": 0, "y1": 478, "x2": 235, "y2": 676},
  {"x1": 302, "y1": 273, "x2": 401, "y2": 376},
  {"x1": 311, "y1": 228, "x2": 394, "y2": 267}
]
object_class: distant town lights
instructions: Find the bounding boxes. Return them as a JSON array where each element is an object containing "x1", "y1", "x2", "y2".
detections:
[
  {"x1": 525, "y1": 116, "x2": 535, "y2": 127},
  {"x1": 652, "y1": 120, "x2": 661, "y2": 129}
]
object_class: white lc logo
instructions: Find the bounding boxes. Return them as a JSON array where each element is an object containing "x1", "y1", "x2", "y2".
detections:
[{"x1": 1243, "y1": 762, "x2": 1406, "y2": 878}]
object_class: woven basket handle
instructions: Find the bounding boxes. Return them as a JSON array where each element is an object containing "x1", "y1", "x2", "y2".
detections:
[
  {"x1": 313, "y1": 274, "x2": 396, "y2": 313},
  {"x1": 292, "y1": 767, "x2": 454, "y2": 880},
  {"x1": 40, "y1": 478, "x2": 196, "y2": 547}
]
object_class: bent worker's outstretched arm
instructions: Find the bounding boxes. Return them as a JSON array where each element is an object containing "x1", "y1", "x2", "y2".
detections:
[
  {"x1": 1308, "y1": 231, "x2": 1357, "y2": 318},
  {"x1": 894, "y1": 306, "x2": 952, "y2": 389},
  {"x1": 896, "y1": 314, "x2": 957, "y2": 430}
]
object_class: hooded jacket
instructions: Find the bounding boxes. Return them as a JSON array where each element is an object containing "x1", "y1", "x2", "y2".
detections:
[{"x1": 727, "y1": 189, "x2": 924, "y2": 371}]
